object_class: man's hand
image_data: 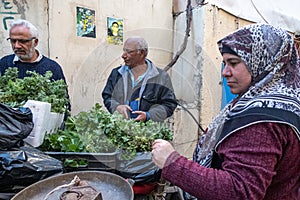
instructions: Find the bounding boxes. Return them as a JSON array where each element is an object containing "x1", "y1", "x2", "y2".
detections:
[
  {"x1": 132, "y1": 111, "x2": 146, "y2": 122},
  {"x1": 116, "y1": 105, "x2": 132, "y2": 119}
]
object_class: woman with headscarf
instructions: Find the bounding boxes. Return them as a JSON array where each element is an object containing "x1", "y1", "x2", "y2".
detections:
[{"x1": 151, "y1": 23, "x2": 300, "y2": 200}]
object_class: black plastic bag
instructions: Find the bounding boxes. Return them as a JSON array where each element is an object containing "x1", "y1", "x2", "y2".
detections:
[
  {"x1": 0, "y1": 103, "x2": 33, "y2": 150},
  {"x1": 116, "y1": 152, "x2": 161, "y2": 184},
  {"x1": 0, "y1": 144, "x2": 63, "y2": 194}
]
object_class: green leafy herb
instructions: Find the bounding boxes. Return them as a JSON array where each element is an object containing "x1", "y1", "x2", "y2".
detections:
[{"x1": 0, "y1": 67, "x2": 69, "y2": 113}]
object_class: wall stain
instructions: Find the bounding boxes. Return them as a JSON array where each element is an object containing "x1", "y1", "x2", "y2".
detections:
[{"x1": 13, "y1": 0, "x2": 28, "y2": 19}]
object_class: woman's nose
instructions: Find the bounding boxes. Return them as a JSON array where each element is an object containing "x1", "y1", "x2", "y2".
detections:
[{"x1": 222, "y1": 65, "x2": 231, "y2": 77}]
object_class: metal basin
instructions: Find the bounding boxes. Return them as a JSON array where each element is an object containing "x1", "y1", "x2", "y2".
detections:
[{"x1": 11, "y1": 171, "x2": 134, "y2": 200}]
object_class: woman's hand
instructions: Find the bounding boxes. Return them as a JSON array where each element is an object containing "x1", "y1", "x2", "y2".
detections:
[{"x1": 151, "y1": 139, "x2": 175, "y2": 169}]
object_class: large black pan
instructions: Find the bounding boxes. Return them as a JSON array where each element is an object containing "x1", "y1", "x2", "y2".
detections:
[{"x1": 11, "y1": 171, "x2": 134, "y2": 200}]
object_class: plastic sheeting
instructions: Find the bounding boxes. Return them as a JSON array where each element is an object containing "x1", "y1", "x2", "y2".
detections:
[
  {"x1": 209, "y1": 0, "x2": 300, "y2": 33},
  {"x1": 116, "y1": 152, "x2": 161, "y2": 184},
  {"x1": 0, "y1": 104, "x2": 33, "y2": 150},
  {"x1": 0, "y1": 145, "x2": 63, "y2": 198}
]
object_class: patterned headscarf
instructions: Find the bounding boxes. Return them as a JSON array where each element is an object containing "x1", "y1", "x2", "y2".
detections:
[{"x1": 194, "y1": 23, "x2": 300, "y2": 167}]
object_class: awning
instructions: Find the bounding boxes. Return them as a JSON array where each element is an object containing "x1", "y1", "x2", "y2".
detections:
[{"x1": 209, "y1": 0, "x2": 300, "y2": 33}]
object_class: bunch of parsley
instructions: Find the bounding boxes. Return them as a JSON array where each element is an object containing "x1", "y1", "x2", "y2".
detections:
[{"x1": 0, "y1": 67, "x2": 69, "y2": 113}]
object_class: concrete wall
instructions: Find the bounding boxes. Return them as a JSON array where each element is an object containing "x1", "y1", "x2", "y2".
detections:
[{"x1": 0, "y1": 0, "x2": 49, "y2": 56}]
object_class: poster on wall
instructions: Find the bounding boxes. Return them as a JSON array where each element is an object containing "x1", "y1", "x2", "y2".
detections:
[
  {"x1": 76, "y1": 6, "x2": 96, "y2": 38},
  {"x1": 107, "y1": 17, "x2": 123, "y2": 45}
]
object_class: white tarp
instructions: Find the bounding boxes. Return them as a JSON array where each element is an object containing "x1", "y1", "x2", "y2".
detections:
[{"x1": 209, "y1": 0, "x2": 300, "y2": 33}]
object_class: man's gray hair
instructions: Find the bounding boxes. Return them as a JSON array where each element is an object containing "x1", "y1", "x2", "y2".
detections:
[
  {"x1": 9, "y1": 19, "x2": 39, "y2": 38},
  {"x1": 130, "y1": 36, "x2": 148, "y2": 57}
]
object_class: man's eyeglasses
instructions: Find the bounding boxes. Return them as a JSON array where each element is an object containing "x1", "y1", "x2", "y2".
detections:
[
  {"x1": 123, "y1": 48, "x2": 139, "y2": 54},
  {"x1": 7, "y1": 37, "x2": 36, "y2": 44}
]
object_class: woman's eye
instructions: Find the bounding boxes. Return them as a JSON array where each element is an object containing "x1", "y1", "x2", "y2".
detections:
[
  {"x1": 223, "y1": 58, "x2": 241, "y2": 67},
  {"x1": 229, "y1": 61, "x2": 241, "y2": 67}
]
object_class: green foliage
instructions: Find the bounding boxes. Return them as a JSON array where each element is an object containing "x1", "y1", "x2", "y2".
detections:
[
  {"x1": 64, "y1": 158, "x2": 88, "y2": 168},
  {"x1": 42, "y1": 129, "x2": 85, "y2": 152},
  {"x1": 106, "y1": 113, "x2": 173, "y2": 158},
  {"x1": 40, "y1": 103, "x2": 173, "y2": 159},
  {"x1": 66, "y1": 103, "x2": 116, "y2": 153},
  {"x1": 0, "y1": 67, "x2": 69, "y2": 113}
]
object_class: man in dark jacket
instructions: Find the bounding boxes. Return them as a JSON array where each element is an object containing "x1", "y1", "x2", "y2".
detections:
[{"x1": 102, "y1": 37, "x2": 177, "y2": 122}]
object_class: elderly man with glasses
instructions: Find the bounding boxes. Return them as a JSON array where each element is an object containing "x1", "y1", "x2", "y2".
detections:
[
  {"x1": 102, "y1": 36, "x2": 177, "y2": 122},
  {"x1": 1, "y1": 19, "x2": 68, "y2": 82}
]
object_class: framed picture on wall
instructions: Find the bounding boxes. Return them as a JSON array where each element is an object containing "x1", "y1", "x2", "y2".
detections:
[
  {"x1": 107, "y1": 17, "x2": 123, "y2": 45},
  {"x1": 76, "y1": 6, "x2": 96, "y2": 38}
]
